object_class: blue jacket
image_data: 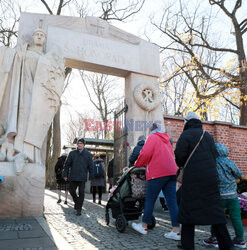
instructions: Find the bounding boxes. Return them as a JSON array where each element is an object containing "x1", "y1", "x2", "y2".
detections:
[
  {"x1": 128, "y1": 140, "x2": 145, "y2": 167},
  {"x1": 215, "y1": 142, "x2": 242, "y2": 199}
]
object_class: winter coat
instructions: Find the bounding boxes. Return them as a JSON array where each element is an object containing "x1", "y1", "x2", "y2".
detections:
[
  {"x1": 91, "y1": 158, "x2": 105, "y2": 187},
  {"x1": 135, "y1": 132, "x2": 177, "y2": 181},
  {"x1": 129, "y1": 140, "x2": 145, "y2": 167},
  {"x1": 174, "y1": 119, "x2": 226, "y2": 225},
  {"x1": 55, "y1": 155, "x2": 67, "y2": 184},
  {"x1": 107, "y1": 158, "x2": 114, "y2": 178},
  {"x1": 63, "y1": 148, "x2": 93, "y2": 182},
  {"x1": 215, "y1": 142, "x2": 242, "y2": 199}
]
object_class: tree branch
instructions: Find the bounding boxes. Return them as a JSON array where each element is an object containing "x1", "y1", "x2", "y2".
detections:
[{"x1": 40, "y1": 0, "x2": 53, "y2": 15}]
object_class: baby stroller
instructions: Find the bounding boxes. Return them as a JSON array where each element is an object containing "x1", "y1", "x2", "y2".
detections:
[{"x1": 105, "y1": 167, "x2": 156, "y2": 233}]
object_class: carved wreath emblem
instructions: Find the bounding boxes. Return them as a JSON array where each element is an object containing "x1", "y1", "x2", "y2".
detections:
[{"x1": 133, "y1": 83, "x2": 160, "y2": 111}]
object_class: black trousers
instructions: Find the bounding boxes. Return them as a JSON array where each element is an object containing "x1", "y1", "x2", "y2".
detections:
[
  {"x1": 69, "y1": 181, "x2": 85, "y2": 211},
  {"x1": 181, "y1": 224, "x2": 233, "y2": 250},
  {"x1": 92, "y1": 186, "x2": 103, "y2": 201}
]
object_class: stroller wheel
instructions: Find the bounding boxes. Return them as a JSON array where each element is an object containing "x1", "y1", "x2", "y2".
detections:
[
  {"x1": 115, "y1": 215, "x2": 127, "y2": 233},
  {"x1": 147, "y1": 215, "x2": 156, "y2": 230},
  {"x1": 105, "y1": 213, "x2": 110, "y2": 225}
]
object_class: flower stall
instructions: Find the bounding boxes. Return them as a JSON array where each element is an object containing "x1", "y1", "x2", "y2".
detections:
[{"x1": 238, "y1": 193, "x2": 247, "y2": 226}]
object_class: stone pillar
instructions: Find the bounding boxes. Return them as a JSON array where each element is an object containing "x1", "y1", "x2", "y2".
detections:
[{"x1": 125, "y1": 73, "x2": 164, "y2": 151}]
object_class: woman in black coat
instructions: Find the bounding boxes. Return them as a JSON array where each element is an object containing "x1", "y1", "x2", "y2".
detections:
[
  {"x1": 174, "y1": 112, "x2": 233, "y2": 250},
  {"x1": 55, "y1": 153, "x2": 69, "y2": 204}
]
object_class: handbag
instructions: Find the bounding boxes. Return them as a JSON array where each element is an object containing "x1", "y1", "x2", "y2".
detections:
[
  {"x1": 131, "y1": 173, "x2": 146, "y2": 199},
  {"x1": 176, "y1": 130, "x2": 205, "y2": 184}
]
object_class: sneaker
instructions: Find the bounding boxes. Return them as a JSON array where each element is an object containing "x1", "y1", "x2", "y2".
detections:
[
  {"x1": 64, "y1": 201, "x2": 67, "y2": 205},
  {"x1": 57, "y1": 199, "x2": 61, "y2": 204},
  {"x1": 164, "y1": 231, "x2": 181, "y2": 241},
  {"x1": 131, "y1": 223, "x2": 147, "y2": 235},
  {"x1": 233, "y1": 238, "x2": 246, "y2": 248},
  {"x1": 203, "y1": 237, "x2": 219, "y2": 248},
  {"x1": 98, "y1": 200, "x2": 101, "y2": 205}
]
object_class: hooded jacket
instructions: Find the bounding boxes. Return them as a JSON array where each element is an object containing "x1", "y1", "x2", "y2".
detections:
[
  {"x1": 215, "y1": 142, "x2": 242, "y2": 199},
  {"x1": 134, "y1": 132, "x2": 177, "y2": 180}
]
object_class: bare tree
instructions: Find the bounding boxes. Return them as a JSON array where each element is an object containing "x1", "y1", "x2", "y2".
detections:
[
  {"x1": 79, "y1": 71, "x2": 123, "y2": 139},
  {"x1": 0, "y1": 0, "x2": 20, "y2": 47},
  {"x1": 99, "y1": 0, "x2": 145, "y2": 22},
  {"x1": 63, "y1": 110, "x2": 106, "y2": 144},
  {"x1": 153, "y1": 0, "x2": 247, "y2": 124}
]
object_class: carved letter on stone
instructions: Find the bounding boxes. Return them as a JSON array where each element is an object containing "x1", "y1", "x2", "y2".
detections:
[{"x1": 133, "y1": 84, "x2": 160, "y2": 111}]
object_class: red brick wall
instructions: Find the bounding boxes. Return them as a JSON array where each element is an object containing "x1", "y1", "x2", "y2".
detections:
[{"x1": 164, "y1": 115, "x2": 247, "y2": 173}]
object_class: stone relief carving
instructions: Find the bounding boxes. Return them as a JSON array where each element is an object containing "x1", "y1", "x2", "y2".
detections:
[
  {"x1": 0, "y1": 24, "x2": 65, "y2": 173},
  {"x1": 133, "y1": 83, "x2": 160, "y2": 111},
  {"x1": 85, "y1": 16, "x2": 140, "y2": 45}
]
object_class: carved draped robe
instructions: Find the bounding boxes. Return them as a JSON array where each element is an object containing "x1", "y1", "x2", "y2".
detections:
[{"x1": 0, "y1": 45, "x2": 64, "y2": 163}]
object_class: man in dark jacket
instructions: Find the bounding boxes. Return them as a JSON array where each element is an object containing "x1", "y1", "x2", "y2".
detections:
[
  {"x1": 175, "y1": 111, "x2": 233, "y2": 249},
  {"x1": 63, "y1": 138, "x2": 93, "y2": 216},
  {"x1": 128, "y1": 135, "x2": 146, "y2": 167}
]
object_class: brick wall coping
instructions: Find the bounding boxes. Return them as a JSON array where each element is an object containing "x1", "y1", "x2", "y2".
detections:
[{"x1": 163, "y1": 115, "x2": 247, "y2": 130}]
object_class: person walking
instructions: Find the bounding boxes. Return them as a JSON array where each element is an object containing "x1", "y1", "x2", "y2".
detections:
[
  {"x1": 55, "y1": 153, "x2": 69, "y2": 204},
  {"x1": 132, "y1": 123, "x2": 180, "y2": 240},
  {"x1": 203, "y1": 142, "x2": 246, "y2": 248},
  {"x1": 92, "y1": 154, "x2": 105, "y2": 205},
  {"x1": 107, "y1": 157, "x2": 114, "y2": 191},
  {"x1": 128, "y1": 135, "x2": 146, "y2": 167},
  {"x1": 174, "y1": 111, "x2": 233, "y2": 250},
  {"x1": 63, "y1": 138, "x2": 93, "y2": 216}
]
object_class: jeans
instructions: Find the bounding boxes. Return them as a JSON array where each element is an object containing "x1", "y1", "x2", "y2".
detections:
[
  {"x1": 142, "y1": 175, "x2": 179, "y2": 227},
  {"x1": 69, "y1": 181, "x2": 85, "y2": 211},
  {"x1": 182, "y1": 224, "x2": 233, "y2": 249},
  {"x1": 211, "y1": 197, "x2": 243, "y2": 240}
]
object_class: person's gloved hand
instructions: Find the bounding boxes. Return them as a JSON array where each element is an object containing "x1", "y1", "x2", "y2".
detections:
[{"x1": 0, "y1": 176, "x2": 4, "y2": 184}]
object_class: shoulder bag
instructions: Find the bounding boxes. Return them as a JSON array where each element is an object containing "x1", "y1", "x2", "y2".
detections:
[{"x1": 176, "y1": 130, "x2": 205, "y2": 184}]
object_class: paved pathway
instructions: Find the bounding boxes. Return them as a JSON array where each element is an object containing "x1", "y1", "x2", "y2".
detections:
[{"x1": 43, "y1": 189, "x2": 247, "y2": 250}]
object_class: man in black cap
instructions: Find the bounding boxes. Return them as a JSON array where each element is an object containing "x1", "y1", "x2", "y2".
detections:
[{"x1": 63, "y1": 138, "x2": 93, "y2": 216}]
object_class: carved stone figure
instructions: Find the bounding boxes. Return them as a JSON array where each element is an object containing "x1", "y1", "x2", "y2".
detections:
[{"x1": 0, "y1": 26, "x2": 65, "y2": 169}]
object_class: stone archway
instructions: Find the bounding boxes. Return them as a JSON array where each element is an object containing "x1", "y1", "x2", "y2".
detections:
[{"x1": 0, "y1": 13, "x2": 162, "y2": 217}]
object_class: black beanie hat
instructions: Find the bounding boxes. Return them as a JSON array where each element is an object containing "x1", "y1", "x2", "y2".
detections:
[{"x1": 77, "y1": 138, "x2": 85, "y2": 145}]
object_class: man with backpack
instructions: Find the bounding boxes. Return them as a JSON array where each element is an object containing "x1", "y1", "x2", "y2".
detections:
[
  {"x1": 63, "y1": 138, "x2": 93, "y2": 216},
  {"x1": 91, "y1": 154, "x2": 105, "y2": 204}
]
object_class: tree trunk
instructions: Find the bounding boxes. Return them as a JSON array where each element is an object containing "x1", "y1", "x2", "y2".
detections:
[
  {"x1": 45, "y1": 107, "x2": 61, "y2": 189},
  {"x1": 240, "y1": 60, "x2": 247, "y2": 125},
  {"x1": 45, "y1": 125, "x2": 52, "y2": 187}
]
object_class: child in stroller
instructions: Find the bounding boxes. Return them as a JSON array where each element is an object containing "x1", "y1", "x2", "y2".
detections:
[{"x1": 105, "y1": 166, "x2": 156, "y2": 233}]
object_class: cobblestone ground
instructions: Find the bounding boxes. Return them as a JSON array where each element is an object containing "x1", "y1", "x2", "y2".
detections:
[{"x1": 44, "y1": 189, "x2": 246, "y2": 250}]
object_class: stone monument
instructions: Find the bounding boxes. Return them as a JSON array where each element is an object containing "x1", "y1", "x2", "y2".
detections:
[
  {"x1": 0, "y1": 21, "x2": 65, "y2": 217},
  {"x1": 0, "y1": 12, "x2": 162, "y2": 217}
]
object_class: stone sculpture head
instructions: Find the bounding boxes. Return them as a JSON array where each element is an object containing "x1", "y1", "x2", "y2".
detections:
[{"x1": 32, "y1": 28, "x2": 46, "y2": 47}]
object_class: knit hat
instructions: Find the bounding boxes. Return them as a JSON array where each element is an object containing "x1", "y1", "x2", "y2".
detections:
[
  {"x1": 77, "y1": 138, "x2": 85, "y2": 145},
  {"x1": 149, "y1": 123, "x2": 159, "y2": 132},
  {"x1": 185, "y1": 111, "x2": 200, "y2": 121},
  {"x1": 138, "y1": 135, "x2": 146, "y2": 141}
]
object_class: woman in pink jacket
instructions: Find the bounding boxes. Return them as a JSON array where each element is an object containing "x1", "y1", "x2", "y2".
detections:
[{"x1": 132, "y1": 123, "x2": 180, "y2": 240}]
